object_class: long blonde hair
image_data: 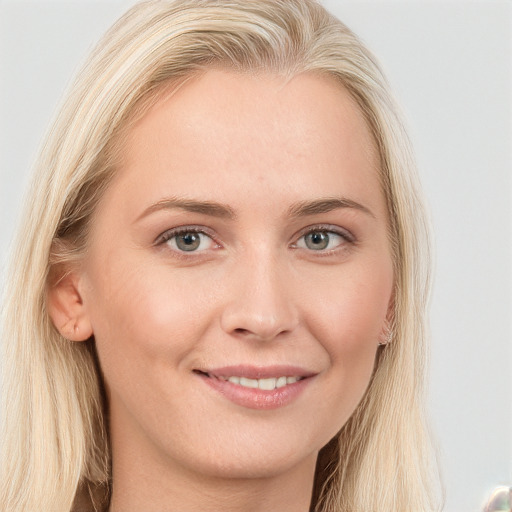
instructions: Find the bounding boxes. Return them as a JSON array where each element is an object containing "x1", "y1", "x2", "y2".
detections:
[{"x1": 0, "y1": 1, "x2": 441, "y2": 510}]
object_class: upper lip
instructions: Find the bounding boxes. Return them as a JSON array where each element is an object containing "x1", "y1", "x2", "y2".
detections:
[{"x1": 194, "y1": 364, "x2": 317, "y2": 379}]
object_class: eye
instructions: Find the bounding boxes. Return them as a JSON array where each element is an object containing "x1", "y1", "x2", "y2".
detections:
[
  {"x1": 295, "y1": 228, "x2": 349, "y2": 251},
  {"x1": 158, "y1": 229, "x2": 217, "y2": 252}
]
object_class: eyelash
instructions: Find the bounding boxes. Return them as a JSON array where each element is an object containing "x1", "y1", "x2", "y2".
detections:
[
  {"x1": 155, "y1": 226, "x2": 220, "y2": 253},
  {"x1": 292, "y1": 224, "x2": 355, "y2": 253},
  {"x1": 155, "y1": 224, "x2": 355, "y2": 256}
]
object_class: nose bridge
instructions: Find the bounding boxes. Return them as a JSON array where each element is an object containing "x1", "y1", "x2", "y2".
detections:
[{"x1": 220, "y1": 246, "x2": 298, "y2": 340}]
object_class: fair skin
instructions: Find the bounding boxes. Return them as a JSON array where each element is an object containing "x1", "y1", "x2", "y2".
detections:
[{"x1": 49, "y1": 69, "x2": 394, "y2": 512}]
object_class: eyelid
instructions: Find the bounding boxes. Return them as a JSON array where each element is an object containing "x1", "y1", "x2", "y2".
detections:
[
  {"x1": 291, "y1": 224, "x2": 356, "y2": 254},
  {"x1": 154, "y1": 225, "x2": 220, "y2": 249},
  {"x1": 153, "y1": 223, "x2": 355, "y2": 255},
  {"x1": 293, "y1": 224, "x2": 355, "y2": 243}
]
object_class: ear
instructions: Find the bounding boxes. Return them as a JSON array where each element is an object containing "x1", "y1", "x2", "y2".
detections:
[
  {"x1": 378, "y1": 318, "x2": 392, "y2": 346},
  {"x1": 378, "y1": 293, "x2": 395, "y2": 346},
  {"x1": 47, "y1": 268, "x2": 93, "y2": 342}
]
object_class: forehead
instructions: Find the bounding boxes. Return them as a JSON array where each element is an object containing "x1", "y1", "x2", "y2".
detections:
[
  {"x1": 124, "y1": 69, "x2": 377, "y2": 161},
  {"x1": 103, "y1": 69, "x2": 384, "y2": 221}
]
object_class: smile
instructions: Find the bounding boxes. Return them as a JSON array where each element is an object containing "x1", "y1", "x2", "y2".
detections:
[
  {"x1": 194, "y1": 367, "x2": 315, "y2": 410},
  {"x1": 214, "y1": 375, "x2": 302, "y2": 390}
]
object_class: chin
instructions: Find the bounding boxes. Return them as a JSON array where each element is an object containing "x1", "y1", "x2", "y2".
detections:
[
  {"x1": 173, "y1": 429, "x2": 324, "y2": 481},
  {"x1": 193, "y1": 451, "x2": 317, "y2": 481}
]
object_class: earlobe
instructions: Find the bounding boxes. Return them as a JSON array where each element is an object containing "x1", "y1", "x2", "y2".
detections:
[
  {"x1": 378, "y1": 320, "x2": 392, "y2": 346},
  {"x1": 47, "y1": 270, "x2": 93, "y2": 342},
  {"x1": 378, "y1": 295, "x2": 395, "y2": 346}
]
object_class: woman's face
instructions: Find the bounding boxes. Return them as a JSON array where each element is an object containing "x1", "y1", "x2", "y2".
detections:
[{"x1": 75, "y1": 70, "x2": 393, "y2": 480}]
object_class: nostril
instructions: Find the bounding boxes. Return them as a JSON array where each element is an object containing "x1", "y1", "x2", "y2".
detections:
[{"x1": 221, "y1": 307, "x2": 298, "y2": 341}]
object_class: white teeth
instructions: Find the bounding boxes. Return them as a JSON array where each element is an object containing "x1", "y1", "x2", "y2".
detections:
[
  {"x1": 239, "y1": 377, "x2": 259, "y2": 388},
  {"x1": 222, "y1": 375, "x2": 301, "y2": 390},
  {"x1": 276, "y1": 376, "x2": 287, "y2": 388},
  {"x1": 258, "y1": 378, "x2": 276, "y2": 390}
]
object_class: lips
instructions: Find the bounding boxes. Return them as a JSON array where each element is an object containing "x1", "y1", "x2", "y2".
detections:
[
  {"x1": 194, "y1": 365, "x2": 316, "y2": 410},
  {"x1": 195, "y1": 372, "x2": 303, "y2": 390}
]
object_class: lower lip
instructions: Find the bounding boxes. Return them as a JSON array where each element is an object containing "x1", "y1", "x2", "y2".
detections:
[{"x1": 198, "y1": 374, "x2": 312, "y2": 410}]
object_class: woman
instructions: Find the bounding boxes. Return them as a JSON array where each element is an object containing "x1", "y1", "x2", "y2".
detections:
[{"x1": 0, "y1": 0, "x2": 441, "y2": 511}]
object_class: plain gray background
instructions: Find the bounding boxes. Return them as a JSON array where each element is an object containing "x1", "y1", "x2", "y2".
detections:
[{"x1": 0, "y1": 1, "x2": 511, "y2": 511}]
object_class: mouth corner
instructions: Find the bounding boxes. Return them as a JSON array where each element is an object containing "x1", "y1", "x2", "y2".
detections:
[{"x1": 192, "y1": 369, "x2": 210, "y2": 377}]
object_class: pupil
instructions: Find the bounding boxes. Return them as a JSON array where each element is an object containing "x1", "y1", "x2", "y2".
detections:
[
  {"x1": 182, "y1": 234, "x2": 196, "y2": 245},
  {"x1": 306, "y1": 231, "x2": 329, "y2": 250},
  {"x1": 177, "y1": 233, "x2": 200, "y2": 251}
]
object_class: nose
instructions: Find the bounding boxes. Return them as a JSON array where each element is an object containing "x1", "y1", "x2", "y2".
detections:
[{"x1": 220, "y1": 253, "x2": 299, "y2": 342}]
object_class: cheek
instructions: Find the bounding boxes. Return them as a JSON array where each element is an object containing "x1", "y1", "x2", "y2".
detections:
[
  {"x1": 307, "y1": 266, "x2": 392, "y2": 350},
  {"x1": 82, "y1": 258, "x2": 214, "y2": 378},
  {"x1": 302, "y1": 261, "x2": 392, "y2": 406}
]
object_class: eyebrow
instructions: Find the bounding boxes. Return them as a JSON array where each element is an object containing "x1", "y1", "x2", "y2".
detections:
[
  {"x1": 137, "y1": 196, "x2": 374, "y2": 221},
  {"x1": 287, "y1": 197, "x2": 375, "y2": 219},
  {"x1": 137, "y1": 197, "x2": 236, "y2": 221}
]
